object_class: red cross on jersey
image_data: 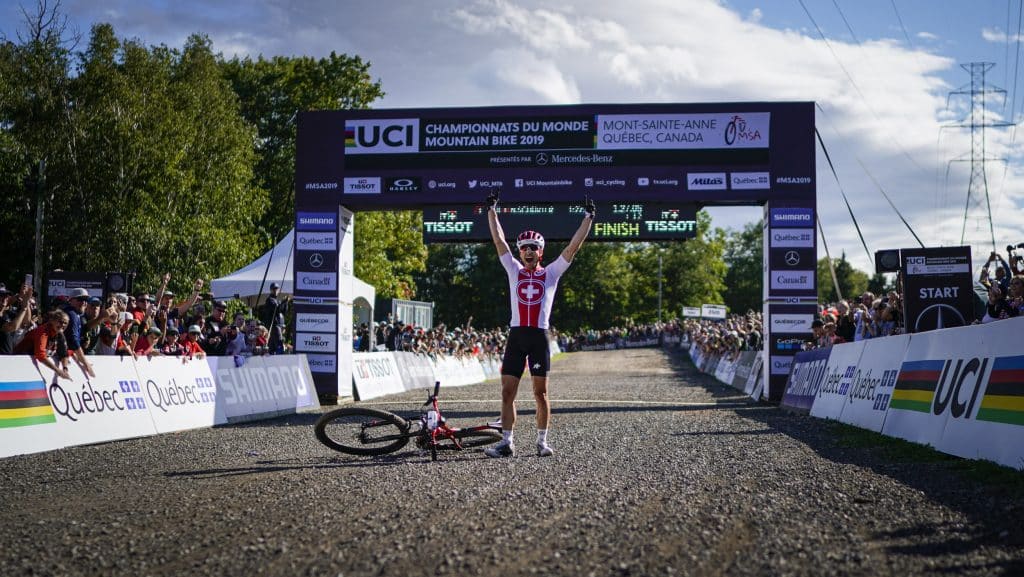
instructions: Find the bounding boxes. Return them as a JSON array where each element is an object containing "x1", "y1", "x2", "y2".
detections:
[{"x1": 500, "y1": 252, "x2": 570, "y2": 329}]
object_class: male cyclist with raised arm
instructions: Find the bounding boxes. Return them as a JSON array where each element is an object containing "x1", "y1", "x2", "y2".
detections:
[{"x1": 484, "y1": 191, "x2": 595, "y2": 458}]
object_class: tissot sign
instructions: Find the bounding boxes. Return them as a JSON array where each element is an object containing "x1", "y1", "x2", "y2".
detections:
[{"x1": 296, "y1": 102, "x2": 816, "y2": 402}]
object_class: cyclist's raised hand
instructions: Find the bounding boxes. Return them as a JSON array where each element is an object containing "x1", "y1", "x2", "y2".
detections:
[
  {"x1": 486, "y1": 191, "x2": 500, "y2": 211},
  {"x1": 584, "y1": 195, "x2": 596, "y2": 218}
]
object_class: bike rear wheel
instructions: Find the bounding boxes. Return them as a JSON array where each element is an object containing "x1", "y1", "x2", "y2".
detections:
[
  {"x1": 436, "y1": 428, "x2": 502, "y2": 451},
  {"x1": 315, "y1": 407, "x2": 411, "y2": 455}
]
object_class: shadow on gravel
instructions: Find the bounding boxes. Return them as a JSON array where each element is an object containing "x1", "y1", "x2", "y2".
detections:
[
  {"x1": 661, "y1": 348, "x2": 1024, "y2": 573},
  {"x1": 162, "y1": 451, "x2": 495, "y2": 479}
]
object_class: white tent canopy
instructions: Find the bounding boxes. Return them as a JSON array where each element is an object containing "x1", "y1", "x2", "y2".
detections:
[{"x1": 211, "y1": 230, "x2": 375, "y2": 313}]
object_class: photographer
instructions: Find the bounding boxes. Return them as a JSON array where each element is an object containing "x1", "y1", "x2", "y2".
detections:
[
  {"x1": 983, "y1": 282, "x2": 1017, "y2": 322},
  {"x1": 979, "y1": 251, "x2": 1012, "y2": 293},
  {"x1": 1007, "y1": 243, "x2": 1024, "y2": 277}
]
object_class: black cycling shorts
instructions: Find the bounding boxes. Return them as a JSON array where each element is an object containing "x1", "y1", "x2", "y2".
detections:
[{"x1": 501, "y1": 326, "x2": 551, "y2": 378}]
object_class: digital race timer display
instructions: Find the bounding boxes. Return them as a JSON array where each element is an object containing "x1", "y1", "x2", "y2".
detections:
[{"x1": 423, "y1": 203, "x2": 698, "y2": 243}]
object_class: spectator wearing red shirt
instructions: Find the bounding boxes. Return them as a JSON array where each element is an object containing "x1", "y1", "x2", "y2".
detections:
[
  {"x1": 14, "y1": 310, "x2": 71, "y2": 379},
  {"x1": 181, "y1": 325, "x2": 206, "y2": 358},
  {"x1": 133, "y1": 326, "x2": 163, "y2": 358}
]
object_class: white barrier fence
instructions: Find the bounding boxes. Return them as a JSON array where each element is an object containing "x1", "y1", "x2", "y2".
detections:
[
  {"x1": 1, "y1": 354, "x2": 318, "y2": 458},
  {"x1": 779, "y1": 316, "x2": 1024, "y2": 470},
  {"x1": 350, "y1": 352, "x2": 502, "y2": 400},
  {"x1": 685, "y1": 345, "x2": 765, "y2": 401},
  {"x1": 350, "y1": 339, "x2": 562, "y2": 401}
]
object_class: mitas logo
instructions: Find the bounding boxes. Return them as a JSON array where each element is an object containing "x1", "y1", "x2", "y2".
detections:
[
  {"x1": 687, "y1": 173, "x2": 726, "y2": 190},
  {"x1": 344, "y1": 119, "x2": 420, "y2": 154}
]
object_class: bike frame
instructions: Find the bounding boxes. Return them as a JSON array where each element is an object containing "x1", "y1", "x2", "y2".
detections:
[
  {"x1": 358, "y1": 382, "x2": 497, "y2": 451},
  {"x1": 421, "y1": 383, "x2": 495, "y2": 451}
]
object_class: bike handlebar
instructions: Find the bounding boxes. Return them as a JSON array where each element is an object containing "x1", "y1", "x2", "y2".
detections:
[{"x1": 424, "y1": 381, "x2": 441, "y2": 406}]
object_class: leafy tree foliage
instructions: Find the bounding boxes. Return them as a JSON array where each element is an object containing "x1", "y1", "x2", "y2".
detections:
[
  {"x1": 220, "y1": 52, "x2": 384, "y2": 238},
  {"x1": 353, "y1": 210, "x2": 426, "y2": 299},
  {"x1": 816, "y1": 251, "x2": 870, "y2": 304},
  {"x1": 417, "y1": 211, "x2": 728, "y2": 331},
  {"x1": 2, "y1": 10, "x2": 267, "y2": 295},
  {"x1": 722, "y1": 220, "x2": 763, "y2": 315},
  {"x1": 222, "y1": 53, "x2": 424, "y2": 299}
]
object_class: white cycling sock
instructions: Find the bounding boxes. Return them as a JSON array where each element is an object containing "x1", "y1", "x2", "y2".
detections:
[
  {"x1": 536, "y1": 429, "x2": 548, "y2": 445},
  {"x1": 502, "y1": 430, "x2": 514, "y2": 444}
]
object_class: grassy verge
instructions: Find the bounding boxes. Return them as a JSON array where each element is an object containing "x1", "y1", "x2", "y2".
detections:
[{"x1": 826, "y1": 420, "x2": 1024, "y2": 494}]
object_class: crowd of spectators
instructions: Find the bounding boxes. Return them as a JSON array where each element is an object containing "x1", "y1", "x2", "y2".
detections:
[
  {"x1": 354, "y1": 315, "x2": 507, "y2": 361},
  {"x1": 0, "y1": 274, "x2": 290, "y2": 377},
  {"x1": 682, "y1": 312, "x2": 764, "y2": 360},
  {"x1": 979, "y1": 248, "x2": 1024, "y2": 322},
  {"x1": 559, "y1": 321, "x2": 685, "y2": 352}
]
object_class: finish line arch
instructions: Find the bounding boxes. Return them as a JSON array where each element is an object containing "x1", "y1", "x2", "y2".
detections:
[{"x1": 294, "y1": 102, "x2": 817, "y2": 402}]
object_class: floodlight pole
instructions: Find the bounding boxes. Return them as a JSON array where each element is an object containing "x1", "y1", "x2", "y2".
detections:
[{"x1": 657, "y1": 252, "x2": 663, "y2": 323}]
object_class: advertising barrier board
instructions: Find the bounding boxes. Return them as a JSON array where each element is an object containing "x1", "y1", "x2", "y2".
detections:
[
  {"x1": 351, "y1": 352, "x2": 405, "y2": 400},
  {"x1": 835, "y1": 336, "x2": 906, "y2": 432},
  {"x1": 896, "y1": 317, "x2": 1024, "y2": 469},
  {"x1": 134, "y1": 357, "x2": 226, "y2": 433},
  {"x1": 209, "y1": 355, "x2": 319, "y2": 420},
  {"x1": 809, "y1": 340, "x2": 867, "y2": 422},
  {"x1": 781, "y1": 347, "x2": 831, "y2": 412}
]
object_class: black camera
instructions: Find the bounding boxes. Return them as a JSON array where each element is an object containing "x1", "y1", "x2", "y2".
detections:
[{"x1": 1009, "y1": 243, "x2": 1024, "y2": 259}]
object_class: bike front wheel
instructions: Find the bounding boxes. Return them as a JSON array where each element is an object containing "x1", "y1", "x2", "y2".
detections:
[
  {"x1": 315, "y1": 407, "x2": 411, "y2": 455},
  {"x1": 436, "y1": 428, "x2": 502, "y2": 451}
]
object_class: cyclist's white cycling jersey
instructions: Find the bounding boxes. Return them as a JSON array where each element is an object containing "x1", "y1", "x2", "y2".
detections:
[{"x1": 500, "y1": 252, "x2": 570, "y2": 329}]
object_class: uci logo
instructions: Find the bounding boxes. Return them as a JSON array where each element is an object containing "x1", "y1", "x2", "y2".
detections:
[{"x1": 345, "y1": 119, "x2": 420, "y2": 154}]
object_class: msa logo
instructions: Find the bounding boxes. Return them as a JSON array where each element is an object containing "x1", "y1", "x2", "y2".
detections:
[
  {"x1": 343, "y1": 177, "x2": 381, "y2": 194},
  {"x1": 687, "y1": 173, "x2": 726, "y2": 190},
  {"x1": 344, "y1": 119, "x2": 419, "y2": 154}
]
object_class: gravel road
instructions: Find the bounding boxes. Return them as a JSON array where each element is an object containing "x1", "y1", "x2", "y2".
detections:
[{"x1": 2, "y1": 347, "x2": 1022, "y2": 577}]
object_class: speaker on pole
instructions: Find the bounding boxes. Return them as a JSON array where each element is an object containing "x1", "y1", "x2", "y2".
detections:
[
  {"x1": 875, "y1": 249, "x2": 901, "y2": 273},
  {"x1": 104, "y1": 271, "x2": 134, "y2": 301}
]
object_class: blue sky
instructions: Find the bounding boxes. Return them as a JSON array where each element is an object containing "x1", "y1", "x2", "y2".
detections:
[{"x1": 4, "y1": 0, "x2": 1024, "y2": 274}]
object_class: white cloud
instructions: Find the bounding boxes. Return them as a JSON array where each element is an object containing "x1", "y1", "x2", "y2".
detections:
[{"x1": 34, "y1": 0, "x2": 1024, "y2": 273}]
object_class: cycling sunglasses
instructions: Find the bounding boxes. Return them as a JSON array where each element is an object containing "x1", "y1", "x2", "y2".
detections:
[{"x1": 519, "y1": 244, "x2": 540, "y2": 252}]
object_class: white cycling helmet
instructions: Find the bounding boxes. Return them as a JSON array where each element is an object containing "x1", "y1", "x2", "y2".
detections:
[{"x1": 516, "y1": 230, "x2": 545, "y2": 251}]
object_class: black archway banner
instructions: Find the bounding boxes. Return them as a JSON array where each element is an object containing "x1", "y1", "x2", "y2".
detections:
[{"x1": 295, "y1": 102, "x2": 817, "y2": 401}]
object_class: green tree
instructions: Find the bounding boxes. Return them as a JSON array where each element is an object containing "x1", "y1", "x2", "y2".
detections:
[
  {"x1": 0, "y1": 0, "x2": 75, "y2": 286},
  {"x1": 415, "y1": 243, "x2": 506, "y2": 328},
  {"x1": 220, "y1": 53, "x2": 384, "y2": 238},
  {"x1": 2, "y1": 11, "x2": 267, "y2": 295},
  {"x1": 816, "y1": 252, "x2": 870, "y2": 304},
  {"x1": 552, "y1": 242, "x2": 634, "y2": 331},
  {"x1": 722, "y1": 220, "x2": 763, "y2": 314},
  {"x1": 354, "y1": 210, "x2": 426, "y2": 299},
  {"x1": 222, "y1": 54, "x2": 424, "y2": 299}
]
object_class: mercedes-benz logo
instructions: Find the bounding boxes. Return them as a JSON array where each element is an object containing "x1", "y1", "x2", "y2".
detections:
[
  {"x1": 914, "y1": 304, "x2": 966, "y2": 333},
  {"x1": 309, "y1": 253, "x2": 325, "y2": 268},
  {"x1": 535, "y1": 152, "x2": 548, "y2": 166},
  {"x1": 784, "y1": 251, "x2": 800, "y2": 266}
]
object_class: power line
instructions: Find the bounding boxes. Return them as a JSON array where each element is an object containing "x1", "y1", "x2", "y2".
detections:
[
  {"x1": 889, "y1": 0, "x2": 917, "y2": 54},
  {"x1": 796, "y1": 0, "x2": 929, "y2": 177},
  {"x1": 830, "y1": 0, "x2": 861, "y2": 46},
  {"x1": 1010, "y1": 0, "x2": 1023, "y2": 125},
  {"x1": 814, "y1": 125, "x2": 872, "y2": 265}
]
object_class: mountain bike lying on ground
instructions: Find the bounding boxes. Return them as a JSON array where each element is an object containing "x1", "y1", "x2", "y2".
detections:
[{"x1": 314, "y1": 381, "x2": 502, "y2": 461}]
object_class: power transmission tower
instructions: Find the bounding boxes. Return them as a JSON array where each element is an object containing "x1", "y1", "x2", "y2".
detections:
[{"x1": 946, "y1": 62, "x2": 1011, "y2": 255}]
